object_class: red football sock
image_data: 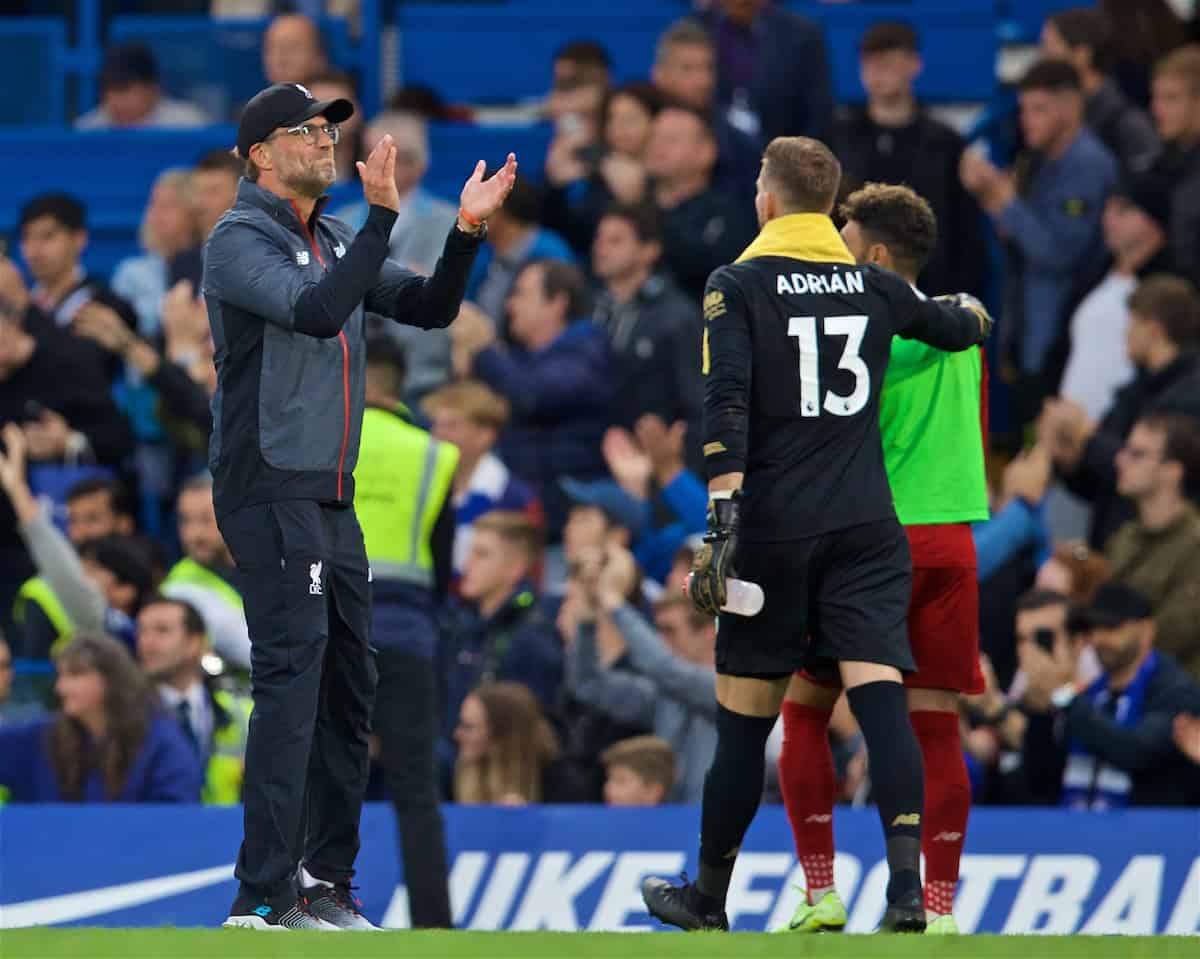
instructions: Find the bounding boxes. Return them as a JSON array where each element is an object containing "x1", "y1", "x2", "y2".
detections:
[
  {"x1": 778, "y1": 700, "x2": 836, "y2": 901},
  {"x1": 911, "y1": 709, "x2": 971, "y2": 916}
]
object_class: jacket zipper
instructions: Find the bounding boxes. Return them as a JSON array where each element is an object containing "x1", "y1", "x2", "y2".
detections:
[{"x1": 290, "y1": 201, "x2": 349, "y2": 501}]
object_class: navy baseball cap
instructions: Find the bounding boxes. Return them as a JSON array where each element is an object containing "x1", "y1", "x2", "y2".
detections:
[
  {"x1": 560, "y1": 478, "x2": 644, "y2": 534},
  {"x1": 1071, "y1": 583, "x2": 1154, "y2": 632},
  {"x1": 236, "y1": 82, "x2": 354, "y2": 159}
]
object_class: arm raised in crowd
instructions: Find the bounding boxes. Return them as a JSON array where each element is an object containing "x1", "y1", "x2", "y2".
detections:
[
  {"x1": 0, "y1": 425, "x2": 106, "y2": 634},
  {"x1": 565, "y1": 620, "x2": 657, "y2": 729}
]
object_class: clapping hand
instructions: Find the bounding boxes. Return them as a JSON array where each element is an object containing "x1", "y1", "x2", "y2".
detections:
[
  {"x1": 73, "y1": 301, "x2": 133, "y2": 354},
  {"x1": 0, "y1": 422, "x2": 27, "y2": 495},
  {"x1": 1172, "y1": 714, "x2": 1200, "y2": 764},
  {"x1": 633, "y1": 414, "x2": 687, "y2": 484},
  {"x1": 0, "y1": 422, "x2": 37, "y2": 522},
  {"x1": 0, "y1": 257, "x2": 29, "y2": 312},
  {"x1": 459, "y1": 153, "x2": 518, "y2": 228},
  {"x1": 449, "y1": 301, "x2": 497, "y2": 377},
  {"x1": 1038, "y1": 398, "x2": 1094, "y2": 470},
  {"x1": 602, "y1": 427, "x2": 652, "y2": 500},
  {"x1": 357, "y1": 134, "x2": 401, "y2": 212},
  {"x1": 1002, "y1": 444, "x2": 1052, "y2": 507},
  {"x1": 161, "y1": 280, "x2": 210, "y2": 352}
]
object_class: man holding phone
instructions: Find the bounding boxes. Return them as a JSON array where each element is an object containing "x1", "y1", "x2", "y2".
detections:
[{"x1": 1017, "y1": 584, "x2": 1200, "y2": 808}]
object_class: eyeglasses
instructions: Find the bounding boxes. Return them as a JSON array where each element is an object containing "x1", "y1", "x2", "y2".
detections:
[{"x1": 267, "y1": 122, "x2": 340, "y2": 147}]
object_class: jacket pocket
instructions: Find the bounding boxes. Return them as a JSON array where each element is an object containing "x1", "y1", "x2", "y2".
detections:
[{"x1": 259, "y1": 325, "x2": 345, "y2": 471}]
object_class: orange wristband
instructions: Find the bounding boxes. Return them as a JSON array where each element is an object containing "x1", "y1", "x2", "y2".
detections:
[{"x1": 458, "y1": 207, "x2": 482, "y2": 228}]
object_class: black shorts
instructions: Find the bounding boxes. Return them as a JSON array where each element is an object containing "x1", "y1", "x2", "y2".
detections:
[{"x1": 715, "y1": 519, "x2": 915, "y2": 679}]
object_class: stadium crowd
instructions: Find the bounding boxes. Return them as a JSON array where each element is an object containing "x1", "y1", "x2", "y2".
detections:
[{"x1": 1, "y1": 0, "x2": 1200, "y2": 830}]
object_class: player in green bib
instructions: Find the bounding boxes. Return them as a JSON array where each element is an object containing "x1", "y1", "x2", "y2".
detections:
[{"x1": 776, "y1": 184, "x2": 988, "y2": 936}]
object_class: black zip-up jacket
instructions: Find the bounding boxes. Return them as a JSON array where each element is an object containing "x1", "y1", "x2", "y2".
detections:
[
  {"x1": 1061, "y1": 351, "x2": 1200, "y2": 548},
  {"x1": 202, "y1": 180, "x2": 482, "y2": 518}
]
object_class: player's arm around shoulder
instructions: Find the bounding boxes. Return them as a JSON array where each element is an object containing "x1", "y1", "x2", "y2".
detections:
[{"x1": 868, "y1": 264, "x2": 992, "y2": 353}]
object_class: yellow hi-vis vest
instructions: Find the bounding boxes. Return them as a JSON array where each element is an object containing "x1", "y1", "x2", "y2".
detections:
[
  {"x1": 13, "y1": 577, "x2": 74, "y2": 656},
  {"x1": 203, "y1": 688, "x2": 252, "y2": 806},
  {"x1": 162, "y1": 558, "x2": 243, "y2": 612},
  {"x1": 355, "y1": 406, "x2": 458, "y2": 585}
]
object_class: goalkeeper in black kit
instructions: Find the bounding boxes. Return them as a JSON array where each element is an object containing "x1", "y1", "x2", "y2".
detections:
[{"x1": 641, "y1": 137, "x2": 992, "y2": 933}]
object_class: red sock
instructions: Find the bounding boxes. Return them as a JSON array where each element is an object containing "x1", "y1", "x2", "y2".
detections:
[
  {"x1": 910, "y1": 709, "x2": 971, "y2": 916},
  {"x1": 778, "y1": 700, "x2": 836, "y2": 901}
]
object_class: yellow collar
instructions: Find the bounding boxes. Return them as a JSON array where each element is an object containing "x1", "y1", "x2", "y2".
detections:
[{"x1": 735, "y1": 213, "x2": 856, "y2": 265}]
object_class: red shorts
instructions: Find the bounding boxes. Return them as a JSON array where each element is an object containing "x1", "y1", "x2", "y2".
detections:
[
  {"x1": 798, "y1": 523, "x2": 984, "y2": 694},
  {"x1": 903, "y1": 523, "x2": 984, "y2": 694}
]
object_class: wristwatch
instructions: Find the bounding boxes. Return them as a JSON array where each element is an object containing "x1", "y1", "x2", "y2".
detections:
[{"x1": 1050, "y1": 684, "x2": 1077, "y2": 711}]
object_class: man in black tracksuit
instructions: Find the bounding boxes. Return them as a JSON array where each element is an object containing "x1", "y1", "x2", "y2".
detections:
[{"x1": 203, "y1": 82, "x2": 516, "y2": 930}]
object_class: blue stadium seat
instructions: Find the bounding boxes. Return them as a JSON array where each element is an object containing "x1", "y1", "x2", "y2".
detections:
[
  {"x1": 106, "y1": 16, "x2": 357, "y2": 123},
  {"x1": 791, "y1": 2, "x2": 997, "y2": 104},
  {"x1": 0, "y1": 19, "x2": 68, "y2": 127},
  {"x1": 0, "y1": 124, "x2": 550, "y2": 281},
  {"x1": 396, "y1": 1, "x2": 996, "y2": 107},
  {"x1": 396, "y1": 5, "x2": 682, "y2": 103},
  {"x1": 0, "y1": 128, "x2": 235, "y2": 281},
  {"x1": 996, "y1": 0, "x2": 1080, "y2": 43},
  {"x1": 423, "y1": 123, "x2": 555, "y2": 202}
]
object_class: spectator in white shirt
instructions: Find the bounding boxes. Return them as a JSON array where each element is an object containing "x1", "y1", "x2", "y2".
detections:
[
  {"x1": 1061, "y1": 175, "x2": 1174, "y2": 420},
  {"x1": 76, "y1": 44, "x2": 210, "y2": 130}
]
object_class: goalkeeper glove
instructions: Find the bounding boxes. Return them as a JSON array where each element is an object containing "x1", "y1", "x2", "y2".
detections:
[
  {"x1": 934, "y1": 292, "x2": 993, "y2": 341},
  {"x1": 688, "y1": 490, "x2": 742, "y2": 617}
]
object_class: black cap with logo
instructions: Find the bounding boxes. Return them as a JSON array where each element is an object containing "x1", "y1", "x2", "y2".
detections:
[{"x1": 236, "y1": 82, "x2": 354, "y2": 159}]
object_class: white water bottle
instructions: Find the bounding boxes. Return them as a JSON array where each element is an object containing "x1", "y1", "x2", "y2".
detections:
[{"x1": 684, "y1": 574, "x2": 765, "y2": 616}]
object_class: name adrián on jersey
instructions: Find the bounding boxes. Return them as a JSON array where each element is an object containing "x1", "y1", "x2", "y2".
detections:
[{"x1": 777, "y1": 270, "x2": 865, "y2": 296}]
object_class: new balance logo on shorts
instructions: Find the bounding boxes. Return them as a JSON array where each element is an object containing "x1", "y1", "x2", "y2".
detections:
[
  {"x1": 891, "y1": 813, "x2": 921, "y2": 827},
  {"x1": 804, "y1": 814, "x2": 832, "y2": 824},
  {"x1": 933, "y1": 831, "x2": 963, "y2": 842},
  {"x1": 309, "y1": 561, "x2": 323, "y2": 595}
]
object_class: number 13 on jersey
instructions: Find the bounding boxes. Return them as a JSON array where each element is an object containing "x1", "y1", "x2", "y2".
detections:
[{"x1": 789, "y1": 314, "x2": 871, "y2": 418}]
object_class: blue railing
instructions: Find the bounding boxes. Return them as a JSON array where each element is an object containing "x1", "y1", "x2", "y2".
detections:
[
  {"x1": 1, "y1": 0, "x2": 381, "y2": 127},
  {"x1": 0, "y1": 124, "x2": 553, "y2": 280}
]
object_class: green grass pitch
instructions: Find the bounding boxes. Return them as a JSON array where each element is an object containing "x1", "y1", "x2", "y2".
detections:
[{"x1": 1, "y1": 929, "x2": 1196, "y2": 959}]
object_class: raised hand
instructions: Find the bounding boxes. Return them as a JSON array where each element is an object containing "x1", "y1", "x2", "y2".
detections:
[
  {"x1": 357, "y1": 134, "x2": 401, "y2": 212},
  {"x1": 602, "y1": 426, "x2": 652, "y2": 500},
  {"x1": 0, "y1": 422, "x2": 27, "y2": 495},
  {"x1": 73, "y1": 301, "x2": 133, "y2": 353},
  {"x1": 0, "y1": 257, "x2": 29, "y2": 312},
  {"x1": 634, "y1": 414, "x2": 687, "y2": 481},
  {"x1": 459, "y1": 153, "x2": 518, "y2": 226}
]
